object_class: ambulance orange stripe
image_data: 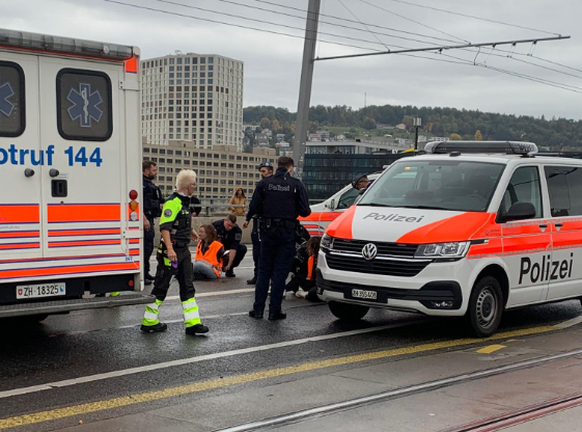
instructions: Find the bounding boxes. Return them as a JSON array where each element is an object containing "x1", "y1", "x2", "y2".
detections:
[
  {"x1": 0, "y1": 204, "x2": 39, "y2": 224},
  {"x1": 48, "y1": 229, "x2": 121, "y2": 237},
  {"x1": 48, "y1": 239, "x2": 121, "y2": 248},
  {"x1": 397, "y1": 212, "x2": 495, "y2": 244},
  {"x1": 0, "y1": 243, "x2": 40, "y2": 250},
  {"x1": 129, "y1": 239, "x2": 140, "y2": 244},
  {"x1": 326, "y1": 206, "x2": 356, "y2": 239},
  {"x1": 0, "y1": 231, "x2": 39, "y2": 238},
  {"x1": 0, "y1": 263, "x2": 138, "y2": 279},
  {"x1": 47, "y1": 204, "x2": 121, "y2": 223}
]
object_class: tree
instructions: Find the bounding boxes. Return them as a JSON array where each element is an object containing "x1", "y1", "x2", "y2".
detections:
[
  {"x1": 272, "y1": 119, "x2": 282, "y2": 133},
  {"x1": 474, "y1": 130, "x2": 483, "y2": 141},
  {"x1": 260, "y1": 117, "x2": 271, "y2": 130},
  {"x1": 450, "y1": 133, "x2": 462, "y2": 140},
  {"x1": 363, "y1": 117, "x2": 377, "y2": 130}
]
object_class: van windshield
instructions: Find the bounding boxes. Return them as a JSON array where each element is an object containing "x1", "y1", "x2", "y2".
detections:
[{"x1": 358, "y1": 160, "x2": 505, "y2": 212}]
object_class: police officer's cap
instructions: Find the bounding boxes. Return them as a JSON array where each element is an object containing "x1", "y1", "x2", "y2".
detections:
[{"x1": 258, "y1": 161, "x2": 273, "y2": 170}]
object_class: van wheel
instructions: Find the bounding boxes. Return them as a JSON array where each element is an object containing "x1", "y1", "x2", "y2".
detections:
[
  {"x1": 467, "y1": 276, "x2": 503, "y2": 338},
  {"x1": 328, "y1": 301, "x2": 369, "y2": 322}
]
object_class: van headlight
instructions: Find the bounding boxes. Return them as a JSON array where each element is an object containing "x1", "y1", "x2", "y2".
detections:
[
  {"x1": 321, "y1": 233, "x2": 333, "y2": 251},
  {"x1": 415, "y1": 242, "x2": 470, "y2": 259}
]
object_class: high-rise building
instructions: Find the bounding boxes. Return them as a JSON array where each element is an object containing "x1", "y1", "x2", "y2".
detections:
[{"x1": 141, "y1": 52, "x2": 244, "y2": 150}]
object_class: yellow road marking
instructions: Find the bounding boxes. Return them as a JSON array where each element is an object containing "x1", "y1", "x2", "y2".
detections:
[
  {"x1": 0, "y1": 325, "x2": 557, "y2": 430},
  {"x1": 476, "y1": 344, "x2": 507, "y2": 354}
]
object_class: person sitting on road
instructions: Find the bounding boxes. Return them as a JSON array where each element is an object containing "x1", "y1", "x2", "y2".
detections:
[
  {"x1": 286, "y1": 236, "x2": 322, "y2": 302},
  {"x1": 193, "y1": 224, "x2": 224, "y2": 280},
  {"x1": 212, "y1": 214, "x2": 247, "y2": 278}
]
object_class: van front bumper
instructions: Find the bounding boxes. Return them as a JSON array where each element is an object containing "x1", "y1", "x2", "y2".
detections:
[{"x1": 317, "y1": 269, "x2": 463, "y2": 316}]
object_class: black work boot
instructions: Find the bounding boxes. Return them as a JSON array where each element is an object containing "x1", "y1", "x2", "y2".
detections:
[
  {"x1": 246, "y1": 276, "x2": 257, "y2": 285},
  {"x1": 268, "y1": 311, "x2": 287, "y2": 321},
  {"x1": 225, "y1": 269, "x2": 236, "y2": 278},
  {"x1": 249, "y1": 310, "x2": 264, "y2": 319},
  {"x1": 185, "y1": 324, "x2": 209, "y2": 335},
  {"x1": 140, "y1": 322, "x2": 168, "y2": 333}
]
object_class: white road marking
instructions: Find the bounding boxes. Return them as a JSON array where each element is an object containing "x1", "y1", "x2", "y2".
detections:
[
  {"x1": 555, "y1": 315, "x2": 582, "y2": 329},
  {"x1": 0, "y1": 320, "x2": 426, "y2": 400}
]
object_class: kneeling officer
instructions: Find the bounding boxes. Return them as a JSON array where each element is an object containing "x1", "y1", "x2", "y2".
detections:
[{"x1": 141, "y1": 170, "x2": 209, "y2": 335}]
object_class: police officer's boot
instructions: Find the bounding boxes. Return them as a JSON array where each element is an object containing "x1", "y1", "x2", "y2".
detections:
[{"x1": 246, "y1": 276, "x2": 257, "y2": 285}]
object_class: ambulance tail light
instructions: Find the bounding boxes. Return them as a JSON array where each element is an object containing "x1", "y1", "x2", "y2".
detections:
[
  {"x1": 0, "y1": 28, "x2": 134, "y2": 60},
  {"x1": 129, "y1": 190, "x2": 139, "y2": 221},
  {"x1": 415, "y1": 242, "x2": 470, "y2": 260}
]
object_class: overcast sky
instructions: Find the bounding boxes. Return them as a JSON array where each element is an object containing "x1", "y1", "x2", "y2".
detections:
[{"x1": 2, "y1": 0, "x2": 582, "y2": 120}]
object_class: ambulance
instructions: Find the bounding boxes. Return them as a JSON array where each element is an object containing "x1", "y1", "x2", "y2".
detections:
[
  {"x1": 0, "y1": 29, "x2": 152, "y2": 321},
  {"x1": 318, "y1": 141, "x2": 582, "y2": 336}
]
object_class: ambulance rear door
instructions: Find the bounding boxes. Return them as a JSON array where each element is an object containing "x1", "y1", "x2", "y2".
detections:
[
  {"x1": 38, "y1": 56, "x2": 127, "y2": 261},
  {"x1": 0, "y1": 51, "x2": 42, "y2": 261}
]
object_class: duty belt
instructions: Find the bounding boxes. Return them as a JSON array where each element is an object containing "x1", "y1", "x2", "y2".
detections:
[
  {"x1": 171, "y1": 240, "x2": 189, "y2": 248},
  {"x1": 263, "y1": 218, "x2": 297, "y2": 230}
]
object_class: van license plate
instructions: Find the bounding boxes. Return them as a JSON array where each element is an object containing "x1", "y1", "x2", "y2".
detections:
[
  {"x1": 351, "y1": 289, "x2": 378, "y2": 300},
  {"x1": 16, "y1": 283, "x2": 66, "y2": 299}
]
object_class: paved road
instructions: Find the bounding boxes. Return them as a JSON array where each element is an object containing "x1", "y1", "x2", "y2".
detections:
[{"x1": 2, "y1": 252, "x2": 582, "y2": 431}]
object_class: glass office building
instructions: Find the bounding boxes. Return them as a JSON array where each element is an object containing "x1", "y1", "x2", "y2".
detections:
[{"x1": 303, "y1": 153, "x2": 411, "y2": 201}]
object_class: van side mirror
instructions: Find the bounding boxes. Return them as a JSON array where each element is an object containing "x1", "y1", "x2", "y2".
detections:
[
  {"x1": 502, "y1": 202, "x2": 537, "y2": 222},
  {"x1": 329, "y1": 198, "x2": 336, "y2": 210}
]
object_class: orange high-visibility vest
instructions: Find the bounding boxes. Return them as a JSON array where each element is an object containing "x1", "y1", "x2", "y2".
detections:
[
  {"x1": 195, "y1": 240, "x2": 223, "y2": 277},
  {"x1": 307, "y1": 256, "x2": 315, "y2": 281}
]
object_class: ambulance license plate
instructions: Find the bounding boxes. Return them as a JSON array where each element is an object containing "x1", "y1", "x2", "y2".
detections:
[
  {"x1": 351, "y1": 289, "x2": 378, "y2": 300},
  {"x1": 16, "y1": 283, "x2": 66, "y2": 299}
]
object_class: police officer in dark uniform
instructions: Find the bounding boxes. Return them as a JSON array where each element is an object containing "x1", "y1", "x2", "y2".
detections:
[
  {"x1": 247, "y1": 161, "x2": 274, "y2": 285},
  {"x1": 243, "y1": 157, "x2": 311, "y2": 320},
  {"x1": 212, "y1": 214, "x2": 247, "y2": 277},
  {"x1": 143, "y1": 161, "x2": 164, "y2": 285}
]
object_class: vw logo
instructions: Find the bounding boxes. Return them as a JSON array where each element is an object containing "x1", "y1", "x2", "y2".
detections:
[{"x1": 361, "y1": 243, "x2": 378, "y2": 260}]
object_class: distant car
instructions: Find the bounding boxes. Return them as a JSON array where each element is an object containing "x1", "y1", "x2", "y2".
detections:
[{"x1": 299, "y1": 173, "x2": 381, "y2": 236}]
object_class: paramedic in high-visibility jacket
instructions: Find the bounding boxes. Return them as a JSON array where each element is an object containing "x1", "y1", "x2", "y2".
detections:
[{"x1": 141, "y1": 169, "x2": 209, "y2": 335}]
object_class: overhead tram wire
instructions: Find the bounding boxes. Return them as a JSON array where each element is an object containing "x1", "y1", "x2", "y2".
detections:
[
  {"x1": 150, "y1": 0, "x2": 398, "y2": 48},
  {"x1": 337, "y1": 0, "x2": 391, "y2": 51},
  {"x1": 155, "y1": 0, "x2": 460, "y2": 48},
  {"x1": 247, "y1": 0, "x2": 463, "y2": 44},
  {"x1": 356, "y1": 0, "x2": 470, "y2": 44},
  {"x1": 382, "y1": 0, "x2": 562, "y2": 37},
  {"x1": 97, "y1": 0, "x2": 386, "y2": 53}
]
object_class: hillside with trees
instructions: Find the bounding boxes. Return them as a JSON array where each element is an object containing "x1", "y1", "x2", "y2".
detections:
[{"x1": 244, "y1": 104, "x2": 582, "y2": 150}]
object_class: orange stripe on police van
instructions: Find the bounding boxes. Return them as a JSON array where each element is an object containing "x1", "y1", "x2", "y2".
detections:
[
  {"x1": 325, "y1": 206, "x2": 356, "y2": 239},
  {"x1": 299, "y1": 212, "x2": 340, "y2": 222},
  {"x1": 0, "y1": 262, "x2": 139, "y2": 279},
  {"x1": 397, "y1": 212, "x2": 495, "y2": 244},
  {"x1": 47, "y1": 204, "x2": 121, "y2": 223},
  {"x1": 0, "y1": 204, "x2": 39, "y2": 224}
]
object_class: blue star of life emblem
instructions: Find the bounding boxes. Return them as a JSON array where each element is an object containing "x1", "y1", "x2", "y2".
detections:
[
  {"x1": 0, "y1": 75, "x2": 15, "y2": 122},
  {"x1": 67, "y1": 83, "x2": 103, "y2": 128}
]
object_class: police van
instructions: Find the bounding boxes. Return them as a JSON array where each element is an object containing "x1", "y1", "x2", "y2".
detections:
[
  {"x1": 300, "y1": 173, "x2": 381, "y2": 236},
  {"x1": 0, "y1": 29, "x2": 151, "y2": 321},
  {"x1": 317, "y1": 141, "x2": 582, "y2": 336}
]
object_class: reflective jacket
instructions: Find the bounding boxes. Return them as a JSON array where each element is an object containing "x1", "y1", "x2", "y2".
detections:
[{"x1": 195, "y1": 240, "x2": 224, "y2": 277}]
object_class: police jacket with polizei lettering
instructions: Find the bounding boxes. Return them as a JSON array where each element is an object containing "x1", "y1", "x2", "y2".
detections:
[
  {"x1": 159, "y1": 193, "x2": 193, "y2": 245},
  {"x1": 143, "y1": 176, "x2": 164, "y2": 218},
  {"x1": 246, "y1": 167, "x2": 311, "y2": 222}
]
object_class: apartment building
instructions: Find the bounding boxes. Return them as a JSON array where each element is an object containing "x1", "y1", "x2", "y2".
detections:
[
  {"x1": 142, "y1": 139, "x2": 276, "y2": 200},
  {"x1": 141, "y1": 52, "x2": 244, "y2": 150}
]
